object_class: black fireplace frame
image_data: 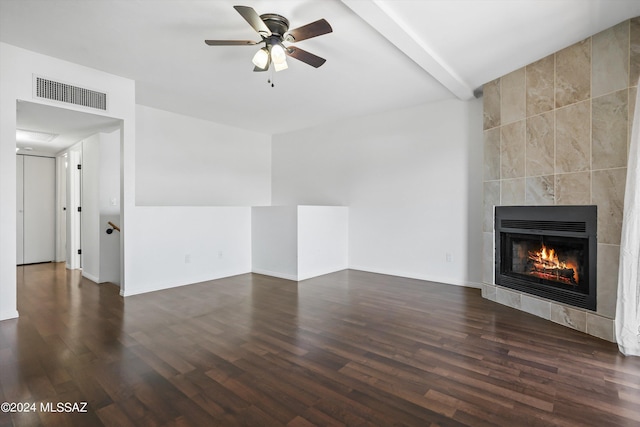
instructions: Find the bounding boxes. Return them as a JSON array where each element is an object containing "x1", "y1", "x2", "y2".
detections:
[{"x1": 495, "y1": 205, "x2": 597, "y2": 311}]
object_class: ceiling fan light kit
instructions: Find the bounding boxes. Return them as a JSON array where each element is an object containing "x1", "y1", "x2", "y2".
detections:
[
  {"x1": 270, "y1": 43, "x2": 287, "y2": 66},
  {"x1": 205, "y1": 5, "x2": 332, "y2": 83},
  {"x1": 273, "y1": 59, "x2": 288, "y2": 72},
  {"x1": 252, "y1": 47, "x2": 269, "y2": 69}
]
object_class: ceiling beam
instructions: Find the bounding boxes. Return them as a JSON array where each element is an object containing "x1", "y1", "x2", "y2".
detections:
[{"x1": 340, "y1": 0, "x2": 475, "y2": 100}]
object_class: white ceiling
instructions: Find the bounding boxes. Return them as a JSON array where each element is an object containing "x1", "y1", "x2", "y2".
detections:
[
  {"x1": 2, "y1": 0, "x2": 640, "y2": 147},
  {"x1": 15, "y1": 101, "x2": 122, "y2": 155}
]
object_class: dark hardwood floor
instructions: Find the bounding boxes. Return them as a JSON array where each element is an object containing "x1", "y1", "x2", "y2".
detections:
[{"x1": 1, "y1": 263, "x2": 640, "y2": 426}]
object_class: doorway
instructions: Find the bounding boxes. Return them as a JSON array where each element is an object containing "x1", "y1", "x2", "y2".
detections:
[{"x1": 16, "y1": 100, "x2": 123, "y2": 285}]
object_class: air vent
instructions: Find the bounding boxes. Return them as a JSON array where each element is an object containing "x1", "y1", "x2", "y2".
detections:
[
  {"x1": 501, "y1": 219, "x2": 586, "y2": 233},
  {"x1": 34, "y1": 76, "x2": 107, "y2": 111}
]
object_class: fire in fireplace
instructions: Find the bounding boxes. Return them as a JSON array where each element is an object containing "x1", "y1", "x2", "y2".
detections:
[
  {"x1": 527, "y1": 243, "x2": 579, "y2": 284},
  {"x1": 504, "y1": 234, "x2": 587, "y2": 291},
  {"x1": 495, "y1": 206, "x2": 597, "y2": 310}
]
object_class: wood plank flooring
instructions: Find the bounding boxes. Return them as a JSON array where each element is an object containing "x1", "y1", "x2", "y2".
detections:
[{"x1": 1, "y1": 262, "x2": 640, "y2": 426}]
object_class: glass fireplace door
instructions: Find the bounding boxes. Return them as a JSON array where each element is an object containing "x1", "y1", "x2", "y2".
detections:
[{"x1": 501, "y1": 233, "x2": 589, "y2": 295}]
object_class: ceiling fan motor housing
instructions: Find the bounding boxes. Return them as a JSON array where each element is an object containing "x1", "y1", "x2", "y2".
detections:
[{"x1": 260, "y1": 14, "x2": 290, "y2": 38}]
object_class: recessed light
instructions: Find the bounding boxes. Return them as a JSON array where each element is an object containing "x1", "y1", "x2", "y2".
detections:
[{"x1": 16, "y1": 129, "x2": 58, "y2": 144}]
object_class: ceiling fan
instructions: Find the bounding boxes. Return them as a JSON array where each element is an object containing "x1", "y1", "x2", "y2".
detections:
[{"x1": 205, "y1": 5, "x2": 332, "y2": 73}]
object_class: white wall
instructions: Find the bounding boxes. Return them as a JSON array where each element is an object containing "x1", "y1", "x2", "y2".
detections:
[
  {"x1": 65, "y1": 146, "x2": 82, "y2": 270},
  {"x1": 272, "y1": 99, "x2": 484, "y2": 287},
  {"x1": 99, "y1": 129, "x2": 121, "y2": 217},
  {"x1": 252, "y1": 206, "x2": 299, "y2": 280},
  {"x1": 0, "y1": 42, "x2": 135, "y2": 320},
  {"x1": 82, "y1": 134, "x2": 101, "y2": 281},
  {"x1": 123, "y1": 105, "x2": 272, "y2": 296},
  {"x1": 251, "y1": 206, "x2": 349, "y2": 281},
  {"x1": 80, "y1": 129, "x2": 121, "y2": 284},
  {"x1": 298, "y1": 206, "x2": 349, "y2": 281},
  {"x1": 55, "y1": 154, "x2": 67, "y2": 262},
  {"x1": 125, "y1": 206, "x2": 252, "y2": 295},
  {"x1": 99, "y1": 129, "x2": 121, "y2": 285},
  {"x1": 136, "y1": 105, "x2": 271, "y2": 206}
]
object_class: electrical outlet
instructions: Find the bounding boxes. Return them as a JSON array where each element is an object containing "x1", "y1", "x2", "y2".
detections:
[
  {"x1": 185, "y1": 254, "x2": 191, "y2": 264},
  {"x1": 446, "y1": 253, "x2": 452, "y2": 263}
]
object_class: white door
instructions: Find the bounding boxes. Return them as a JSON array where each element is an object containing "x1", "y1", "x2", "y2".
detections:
[
  {"x1": 16, "y1": 156, "x2": 24, "y2": 265},
  {"x1": 66, "y1": 148, "x2": 82, "y2": 270},
  {"x1": 18, "y1": 155, "x2": 56, "y2": 264}
]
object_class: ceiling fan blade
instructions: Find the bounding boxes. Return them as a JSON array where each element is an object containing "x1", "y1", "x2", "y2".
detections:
[
  {"x1": 285, "y1": 46, "x2": 326, "y2": 68},
  {"x1": 234, "y1": 5, "x2": 272, "y2": 37},
  {"x1": 286, "y1": 19, "x2": 332, "y2": 42},
  {"x1": 205, "y1": 40, "x2": 259, "y2": 46}
]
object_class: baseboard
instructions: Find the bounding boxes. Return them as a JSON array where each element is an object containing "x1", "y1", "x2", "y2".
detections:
[
  {"x1": 251, "y1": 268, "x2": 298, "y2": 281},
  {"x1": 82, "y1": 271, "x2": 100, "y2": 283},
  {"x1": 0, "y1": 309, "x2": 19, "y2": 321},
  {"x1": 297, "y1": 266, "x2": 349, "y2": 281},
  {"x1": 464, "y1": 281, "x2": 484, "y2": 289},
  {"x1": 121, "y1": 270, "x2": 252, "y2": 297},
  {"x1": 348, "y1": 265, "x2": 482, "y2": 288}
]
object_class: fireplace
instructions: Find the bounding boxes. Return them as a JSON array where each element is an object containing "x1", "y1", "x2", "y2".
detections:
[{"x1": 495, "y1": 206, "x2": 597, "y2": 311}]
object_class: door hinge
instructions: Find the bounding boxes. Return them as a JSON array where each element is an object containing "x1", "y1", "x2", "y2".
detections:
[
  {"x1": 77, "y1": 164, "x2": 82, "y2": 170},
  {"x1": 77, "y1": 249, "x2": 82, "y2": 255},
  {"x1": 77, "y1": 206, "x2": 82, "y2": 212}
]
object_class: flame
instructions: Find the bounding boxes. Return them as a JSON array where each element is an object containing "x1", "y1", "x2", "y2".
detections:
[
  {"x1": 527, "y1": 243, "x2": 579, "y2": 284},
  {"x1": 540, "y1": 245, "x2": 562, "y2": 267}
]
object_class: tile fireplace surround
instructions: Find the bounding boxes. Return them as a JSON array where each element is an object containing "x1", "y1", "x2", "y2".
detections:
[{"x1": 482, "y1": 17, "x2": 640, "y2": 342}]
